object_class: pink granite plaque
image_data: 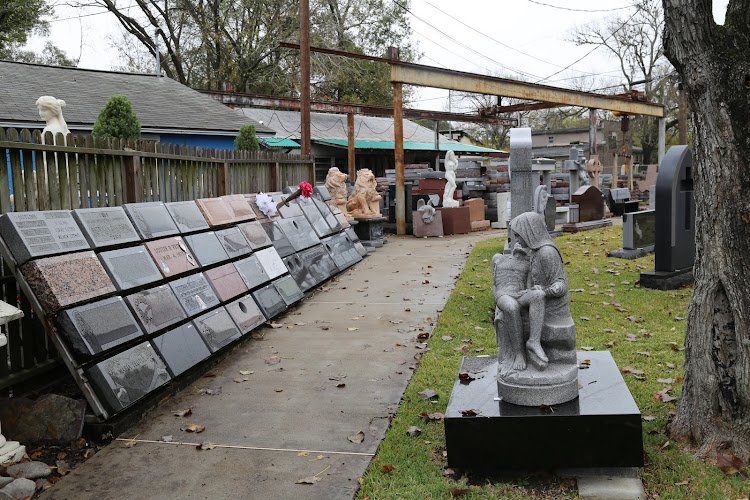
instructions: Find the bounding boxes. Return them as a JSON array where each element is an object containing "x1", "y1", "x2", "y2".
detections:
[
  {"x1": 144, "y1": 236, "x2": 199, "y2": 278},
  {"x1": 220, "y1": 194, "x2": 256, "y2": 223},
  {"x1": 195, "y1": 198, "x2": 235, "y2": 227},
  {"x1": 204, "y1": 263, "x2": 248, "y2": 302}
]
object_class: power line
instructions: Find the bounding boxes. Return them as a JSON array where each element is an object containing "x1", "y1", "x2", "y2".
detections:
[
  {"x1": 48, "y1": 4, "x2": 139, "y2": 23},
  {"x1": 524, "y1": 0, "x2": 632, "y2": 13}
]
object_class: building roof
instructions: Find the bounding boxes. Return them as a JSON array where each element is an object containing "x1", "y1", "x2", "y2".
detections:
[
  {"x1": 260, "y1": 137, "x2": 300, "y2": 148},
  {"x1": 316, "y1": 139, "x2": 498, "y2": 153},
  {"x1": 0, "y1": 60, "x2": 273, "y2": 136}
]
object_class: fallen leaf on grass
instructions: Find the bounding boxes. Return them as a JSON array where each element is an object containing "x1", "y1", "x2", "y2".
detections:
[
  {"x1": 580, "y1": 316, "x2": 591, "y2": 321},
  {"x1": 419, "y1": 412, "x2": 444, "y2": 422},
  {"x1": 418, "y1": 389, "x2": 438, "y2": 400},
  {"x1": 406, "y1": 426, "x2": 421, "y2": 437},
  {"x1": 173, "y1": 408, "x2": 193, "y2": 417},
  {"x1": 581, "y1": 346, "x2": 594, "y2": 351},
  {"x1": 348, "y1": 430, "x2": 365, "y2": 444},
  {"x1": 449, "y1": 488, "x2": 470, "y2": 497},
  {"x1": 621, "y1": 367, "x2": 645, "y2": 375},
  {"x1": 442, "y1": 335, "x2": 453, "y2": 341},
  {"x1": 453, "y1": 345, "x2": 469, "y2": 354},
  {"x1": 196, "y1": 442, "x2": 217, "y2": 450},
  {"x1": 606, "y1": 339, "x2": 616, "y2": 348},
  {"x1": 182, "y1": 424, "x2": 206, "y2": 433},
  {"x1": 642, "y1": 416, "x2": 656, "y2": 422},
  {"x1": 657, "y1": 378, "x2": 678, "y2": 384},
  {"x1": 636, "y1": 351, "x2": 651, "y2": 357},
  {"x1": 382, "y1": 465, "x2": 394, "y2": 473},
  {"x1": 717, "y1": 452, "x2": 745, "y2": 476},
  {"x1": 674, "y1": 479, "x2": 690, "y2": 486}
]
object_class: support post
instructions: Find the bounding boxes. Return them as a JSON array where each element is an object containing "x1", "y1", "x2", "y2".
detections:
[
  {"x1": 124, "y1": 152, "x2": 142, "y2": 204},
  {"x1": 434, "y1": 120, "x2": 440, "y2": 170},
  {"x1": 390, "y1": 48, "x2": 405, "y2": 235},
  {"x1": 658, "y1": 117, "x2": 666, "y2": 165},
  {"x1": 589, "y1": 109, "x2": 598, "y2": 155},
  {"x1": 271, "y1": 162, "x2": 279, "y2": 192},
  {"x1": 217, "y1": 161, "x2": 230, "y2": 196},
  {"x1": 300, "y1": 0, "x2": 311, "y2": 156},
  {"x1": 347, "y1": 113, "x2": 356, "y2": 181}
]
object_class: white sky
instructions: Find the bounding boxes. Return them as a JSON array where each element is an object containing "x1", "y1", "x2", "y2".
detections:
[{"x1": 28, "y1": 0, "x2": 729, "y2": 113}]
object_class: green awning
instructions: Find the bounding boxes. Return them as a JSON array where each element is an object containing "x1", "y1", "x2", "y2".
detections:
[
  {"x1": 314, "y1": 139, "x2": 502, "y2": 153},
  {"x1": 260, "y1": 138, "x2": 300, "y2": 148}
]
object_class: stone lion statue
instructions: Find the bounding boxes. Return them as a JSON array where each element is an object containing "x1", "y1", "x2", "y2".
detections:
[
  {"x1": 325, "y1": 167, "x2": 351, "y2": 219},
  {"x1": 346, "y1": 168, "x2": 382, "y2": 218}
]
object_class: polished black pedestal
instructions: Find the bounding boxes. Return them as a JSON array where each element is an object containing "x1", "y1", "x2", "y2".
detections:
[
  {"x1": 444, "y1": 352, "x2": 643, "y2": 471},
  {"x1": 353, "y1": 217, "x2": 386, "y2": 248},
  {"x1": 640, "y1": 267, "x2": 693, "y2": 290}
]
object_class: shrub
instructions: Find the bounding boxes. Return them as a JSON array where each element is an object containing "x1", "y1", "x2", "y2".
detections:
[
  {"x1": 234, "y1": 124, "x2": 260, "y2": 151},
  {"x1": 92, "y1": 95, "x2": 141, "y2": 141}
]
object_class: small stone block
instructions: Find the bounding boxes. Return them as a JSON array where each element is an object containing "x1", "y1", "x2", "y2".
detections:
[
  {"x1": 277, "y1": 216, "x2": 321, "y2": 252},
  {"x1": 205, "y1": 263, "x2": 248, "y2": 302},
  {"x1": 169, "y1": 273, "x2": 220, "y2": 317},
  {"x1": 234, "y1": 255, "x2": 271, "y2": 290},
  {"x1": 192, "y1": 307, "x2": 242, "y2": 353},
  {"x1": 122, "y1": 202, "x2": 179, "y2": 240},
  {"x1": 56, "y1": 296, "x2": 143, "y2": 362},
  {"x1": 0, "y1": 211, "x2": 90, "y2": 264},
  {"x1": 144, "y1": 236, "x2": 199, "y2": 278},
  {"x1": 262, "y1": 221, "x2": 295, "y2": 258},
  {"x1": 576, "y1": 477, "x2": 646, "y2": 500},
  {"x1": 86, "y1": 342, "x2": 171, "y2": 414},
  {"x1": 214, "y1": 227, "x2": 252, "y2": 259},
  {"x1": 438, "y1": 206, "x2": 471, "y2": 235},
  {"x1": 194, "y1": 198, "x2": 235, "y2": 227},
  {"x1": 21, "y1": 251, "x2": 115, "y2": 313},
  {"x1": 254, "y1": 247, "x2": 288, "y2": 280},
  {"x1": 465, "y1": 198, "x2": 485, "y2": 222},
  {"x1": 252, "y1": 283, "x2": 287, "y2": 319},
  {"x1": 273, "y1": 275, "x2": 304, "y2": 305},
  {"x1": 412, "y1": 211, "x2": 444, "y2": 238},
  {"x1": 98, "y1": 246, "x2": 162, "y2": 292},
  {"x1": 470, "y1": 220, "x2": 491, "y2": 232},
  {"x1": 152, "y1": 323, "x2": 211, "y2": 377},
  {"x1": 225, "y1": 294, "x2": 265, "y2": 334},
  {"x1": 238, "y1": 221, "x2": 273, "y2": 250},
  {"x1": 219, "y1": 194, "x2": 257, "y2": 222},
  {"x1": 165, "y1": 201, "x2": 209, "y2": 234},
  {"x1": 183, "y1": 231, "x2": 230, "y2": 267},
  {"x1": 73, "y1": 207, "x2": 140, "y2": 249},
  {"x1": 126, "y1": 285, "x2": 187, "y2": 334}
]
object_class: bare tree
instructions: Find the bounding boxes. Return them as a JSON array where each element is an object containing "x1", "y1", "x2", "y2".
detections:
[{"x1": 662, "y1": 0, "x2": 750, "y2": 460}]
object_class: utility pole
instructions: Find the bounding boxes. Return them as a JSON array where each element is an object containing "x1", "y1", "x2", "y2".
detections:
[
  {"x1": 390, "y1": 47, "x2": 405, "y2": 235},
  {"x1": 300, "y1": 0, "x2": 311, "y2": 156}
]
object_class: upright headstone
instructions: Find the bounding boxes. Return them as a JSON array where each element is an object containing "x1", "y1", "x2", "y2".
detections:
[
  {"x1": 0, "y1": 211, "x2": 90, "y2": 264},
  {"x1": 623, "y1": 210, "x2": 656, "y2": 250},
  {"x1": 225, "y1": 295, "x2": 265, "y2": 334},
  {"x1": 152, "y1": 323, "x2": 211, "y2": 377},
  {"x1": 183, "y1": 232, "x2": 230, "y2": 267},
  {"x1": 214, "y1": 227, "x2": 252, "y2": 259},
  {"x1": 144, "y1": 236, "x2": 199, "y2": 278},
  {"x1": 72, "y1": 207, "x2": 140, "y2": 249},
  {"x1": 169, "y1": 273, "x2": 220, "y2": 317},
  {"x1": 192, "y1": 307, "x2": 242, "y2": 353},
  {"x1": 572, "y1": 185, "x2": 605, "y2": 222},
  {"x1": 238, "y1": 221, "x2": 273, "y2": 250},
  {"x1": 126, "y1": 285, "x2": 187, "y2": 334},
  {"x1": 509, "y1": 128, "x2": 534, "y2": 221},
  {"x1": 234, "y1": 255, "x2": 271, "y2": 290},
  {"x1": 123, "y1": 202, "x2": 179, "y2": 240},
  {"x1": 165, "y1": 201, "x2": 209, "y2": 234},
  {"x1": 99, "y1": 246, "x2": 162, "y2": 292}
]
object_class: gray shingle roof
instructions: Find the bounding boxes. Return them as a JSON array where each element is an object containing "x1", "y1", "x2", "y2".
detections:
[{"x1": 0, "y1": 60, "x2": 273, "y2": 135}]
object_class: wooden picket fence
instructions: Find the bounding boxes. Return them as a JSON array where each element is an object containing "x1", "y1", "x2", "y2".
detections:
[{"x1": 0, "y1": 128, "x2": 314, "y2": 395}]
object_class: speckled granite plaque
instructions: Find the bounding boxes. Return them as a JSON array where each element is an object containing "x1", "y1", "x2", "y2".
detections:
[
  {"x1": 152, "y1": 323, "x2": 211, "y2": 377},
  {"x1": 126, "y1": 285, "x2": 187, "y2": 334},
  {"x1": 238, "y1": 221, "x2": 273, "y2": 250},
  {"x1": 183, "y1": 232, "x2": 229, "y2": 267},
  {"x1": 195, "y1": 198, "x2": 235, "y2": 227},
  {"x1": 165, "y1": 201, "x2": 209, "y2": 234},
  {"x1": 169, "y1": 273, "x2": 220, "y2": 317},
  {"x1": 225, "y1": 294, "x2": 266, "y2": 333},
  {"x1": 193, "y1": 307, "x2": 242, "y2": 352},
  {"x1": 144, "y1": 236, "x2": 199, "y2": 278},
  {"x1": 234, "y1": 255, "x2": 271, "y2": 290},
  {"x1": 254, "y1": 247, "x2": 288, "y2": 280},
  {"x1": 205, "y1": 263, "x2": 248, "y2": 302},
  {"x1": 21, "y1": 251, "x2": 115, "y2": 313},
  {"x1": 123, "y1": 202, "x2": 179, "y2": 240},
  {"x1": 72, "y1": 207, "x2": 141, "y2": 249},
  {"x1": 0, "y1": 211, "x2": 90, "y2": 264},
  {"x1": 219, "y1": 194, "x2": 256, "y2": 223},
  {"x1": 215, "y1": 227, "x2": 252, "y2": 259},
  {"x1": 99, "y1": 246, "x2": 162, "y2": 292}
]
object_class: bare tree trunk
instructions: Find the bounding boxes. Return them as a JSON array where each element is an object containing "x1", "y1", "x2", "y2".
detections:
[{"x1": 663, "y1": 0, "x2": 750, "y2": 459}]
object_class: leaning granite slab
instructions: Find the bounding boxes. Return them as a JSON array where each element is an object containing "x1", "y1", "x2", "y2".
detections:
[
  {"x1": 126, "y1": 285, "x2": 187, "y2": 335},
  {"x1": 123, "y1": 202, "x2": 179, "y2": 240},
  {"x1": 183, "y1": 232, "x2": 229, "y2": 267},
  {"x1": 165, "y1": 201, "x2": 210, "y2": 234},
  {"x1": 195, "y1": 198, "x2": 236, "y2": 227},
  {"x1": 152, "y1": 323, "x2": 211, "y2": 377},
  {"x1": 72, "y1": 207, "x2": 140, "y2": 249},
  {"x1": 193, "y1": 307, "x2": 242, "y2": 353},
  {"x1": 252, "y1": 283, "x2": 287, "y2": 319},
  {"x1": 225, "y1": 294, "x2": 266, "y2": 334},
  {"x1": 144, "y1": 236, "x2": 199, "y2": 278},
  {"x1": 168, "y1": 273, "x2": 220, "y2": 317},
  {"x1": 98, "y1": 246, "x2": 162, "y2": 292},
  {"x1": 219, "y1": 194, "x2": 257, "y2": 223},
  {"x1": 238, "y1": 221, "x2": 273, "y2": 250},
  {"x1": 0, "y1": 211, "x2": 90, "y2": 265},
  {"x1": 234, "y1": 255, "x2": 271, "y2": 291}
]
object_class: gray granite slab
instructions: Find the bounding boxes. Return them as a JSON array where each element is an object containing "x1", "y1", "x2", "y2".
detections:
[
  {"x1": 193, "y1": 307, "x2": 242, "y2": 353},
  {"x1": 165, "y1": 201, "x2": 210, "y2": 234},
  {"x1": 282, "y1": 253, "x2": 317, "y2": 292},
  {"x1": 272, "y1": 194, "x2": 304, "y2": 219},
  {"x1": 277, "y1": 216, "x2": 320, "y2": 252},
  {"x1": 314, "y1": 185, "x2": 331, "y2": 201},
  {"x1": 238, "y1": 221, "x2": 273, "y2": 250},
  {"x1": 225, "y1": 294, "x2": 266, "y2": 334},
  {"x1": 330, "y1": 205, "x2": 351, "y2": 229},
  {"x1": 254, "y1": 247, "x2": 288, "y2": 280},
  {"x1": 86, "y1": 342, "x2": 170, "y2": 414},
  {"x1": 313, "y1": 197, "x2": 342, "y2": 233},
  {"x1": 262, "y1": 221, "x2": 295, "y2": 258},
  {"x1": 215, "y1": 227, "x2": 252, "y2": 259},
  {"x1": 299, "y1": 244, "x2": 339, "y2": 284},
  {"x1": 273, "y1": 275, "x2": 304, "y2": 306},
  {"x1": 321, "y1": 233, "x2": 362, "y2": 272},
  {"x1": 251, "y1": 283, "x2": 287, "y2": 319},
  {"x1": 123, "y1": 202, "x2": 179, "y2": 240},
  {"x1": 73, "y1": 207, "x2": 141, "y2": 249},
  {"x1": 344, "y1": 227, "x2": 368, "y2": 257},
  {"x1": 298, "y1": 198, "x2": 333, "y2": 238},
  {"x1": 168, "y1": 273, "x2": 220, "y2": 317},
  {"x1": 56, "y1": 296, "x2": 143, "y2": 363},
  {"x1": 623, "y1": 210, "x2": 655, "y2": 250},
  {"x1": 234, "y1": 255, "x2": 271, "y2": 290},
  {"x1": 126, "y1": 285, "x2": 187, "y2": 335},
  {"x1": 183, "y1": 232, "x2": 230, "y2": 267},
  {"x1": 152, "y1": 323, "x2": 211, "y2": 377},
  {"x1": 99, "y1": 246, "x2": 162, "y2": 292},
  {"x1": 0, "y1": 211, "x2": 90, "y2": 264}
]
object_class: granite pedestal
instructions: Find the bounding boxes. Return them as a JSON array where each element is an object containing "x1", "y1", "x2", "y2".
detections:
[
  {"x1": 640, "y1": 268, "x2": 694, "y2": 290},
  {"x1": 444, "y1": 352, "x2": 643, "y2": 471},
  {"x1": 353, "y1": 217, "x2": 386, "y2": 248},
  {"x1": 438, "y1": 207, "x2": 471, "y2": 235},
  {"x1": 412, "y1": 211, "x2": 444, "y2": 238}
]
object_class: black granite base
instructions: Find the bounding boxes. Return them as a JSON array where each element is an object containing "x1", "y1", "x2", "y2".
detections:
[
  {"x1": 640, "y1": 267, "x2": 693, "y2": 290},
  {"x1": 444, "y1": 352, "x2": 643, "y2": 471},
  {"x1": 610, "y1": 245, "x2": 655, "y2": 260},
  {"x1": 561, "y1": 219, "x2": 613, "y2": 233}
]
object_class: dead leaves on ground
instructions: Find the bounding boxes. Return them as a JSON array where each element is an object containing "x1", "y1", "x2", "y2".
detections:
[{"x1": 347, "y1": 430, "x2": 365, "y2": 444}]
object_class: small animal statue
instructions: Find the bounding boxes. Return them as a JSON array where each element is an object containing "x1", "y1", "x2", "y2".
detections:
[
  {"x1": 346, "y1": 168, "x2": 382, "y2": 218},
  {"x1": 416, "y1": 198, "x2": 436, "y2": 224},
  {"x1": 325, "y1": 167, "x2": 351, "y2": 219}
]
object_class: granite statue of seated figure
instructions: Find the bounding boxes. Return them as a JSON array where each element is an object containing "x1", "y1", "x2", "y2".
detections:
[
  {"x1": 493, "y1": 211, "x2": 578, "y2": 406},
  {"x1": 346, "y1": 168, "x2": 382, "y2": 218}
]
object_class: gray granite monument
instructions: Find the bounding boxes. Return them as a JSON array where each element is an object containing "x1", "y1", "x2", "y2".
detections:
[
  {"x1": 0, "y1": 211, "x2": 90, "y2": 264},
  {"x1": 72, "y1": 207, "x2": 141, "y2": 249}
]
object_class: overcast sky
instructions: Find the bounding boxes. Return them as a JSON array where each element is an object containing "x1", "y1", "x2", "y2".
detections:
[{"x1": 29, "y1": 0, "x2": 729, "y2": 113}]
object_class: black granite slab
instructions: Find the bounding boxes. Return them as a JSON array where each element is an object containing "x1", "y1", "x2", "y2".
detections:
[
  {"x1": 56, "y1": 296, "x2": 143, "y2": 363},
  {"x1": 215, "y1": 227, "x2": 252, "y2": 259},
  {"x1": 183, "y1": 232, "x2": 230, "y2": 267},
  {"x1": 238, "y1": 221, "x2": 273, "y2": 250},
  {"x1": 98, "y1": 246, "x2": 162, "y2": 292},
  {"x1": 254, "y1": 247, "x2": 288, "y2": 280},
  {"x1": 234, "y1": 255, "x2": 271, "y2": 290},
  {"x1": 252, "y1": 283, "x2": 287, "y2": 319},
  {"x1": 0, "y1": 211, "x2": 90, "y2": 264},
  {"x1": 86, "y1": 342, "x2": 171, "y2": 414},
  {"x1": 152, "y1": 323, "x2": 211, "y2": 377},
  {"x1": 345, "y1": 227, "x2": 368, "y2": 258},
  {"x1": 122, "y1": 202, "x2": 179, "y2": 240},
  {"x1": 168, "y1": 273, "x2": 220, "y2": 317},
  {"x1": 165, "y1": 201, "x2": 210, "y2": 234},
  {"x1": 262, "y1": 221, "x2": 295, "y2": 258},
  {"x1": 72, "y1": 207, "x2": 141, "y2": 249},
  {"x1": 282, "y1": 253, "x2": 317, "y2": 292},
  {"x1": 313, "y1": 197, "x2": 342, "y2": 233},
  {"x1": 126, "y1": 285, "x2": 187, "y2": 335},
  {"x1": 299, "y1": 244, "x2": 339, "y2": 284},
  {"x1": 321, "y1": 233, "x2": 362, "y2": 272},
  {"x1": 272, "y1": 194, "x2": 304, "y2": 219},
  {"x1": 276, "y1": 216, "x2": 320, "y2": 252},
  {"x1": 298, "y1": 198, "x2": 333, "y2": 238},
  {"x1": 193, "y1": 307, "x2": 242, "y2": 353},
  {"x1": 273, "y1": 275, "x2": 304, "y2": 306},
  {"x1": 225, "y1": 294, "x2": 266, "y2": 334},
  {"x1": 623, "y1": 209, "x2": 655, "y2": 250},
  {"x1": 444, "y1": 352, "x2": 643, "y2": 470}
]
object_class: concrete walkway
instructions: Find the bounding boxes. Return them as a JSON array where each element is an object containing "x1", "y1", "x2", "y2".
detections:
[{"x1": 41, "y1": 231, "x2": 497, "y2": 500}]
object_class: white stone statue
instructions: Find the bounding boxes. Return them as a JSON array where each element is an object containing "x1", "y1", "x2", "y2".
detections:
[
  {"x1": 36, "y1": 96, "x2": 70, "y2": 144},
  {"x1": 442, "y1": 151, "x2": 459, "y2": 208}
]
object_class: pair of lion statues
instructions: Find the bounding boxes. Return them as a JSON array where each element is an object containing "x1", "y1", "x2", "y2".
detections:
[{"x1": 325, "y1": 167, "x2": 381, "y2": 219}]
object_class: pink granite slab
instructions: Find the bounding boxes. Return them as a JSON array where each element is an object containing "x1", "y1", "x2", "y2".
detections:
[
  {"x1": 219, "y1": 194, "x2": 256, "y2": 223},
  {"x1": 144, "y1": 236, "x2": 199, "y2": 278},
  {"x1": 204, "y1": 263, "x2": 248, "y2": 302},
  {"x1": 195, "y1": 198, "x2": 235, "y2": 227}
]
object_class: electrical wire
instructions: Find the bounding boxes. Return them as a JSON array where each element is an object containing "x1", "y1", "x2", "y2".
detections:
[{"x1": 525, "y1": 0, "x2": 632, "y2": 13}]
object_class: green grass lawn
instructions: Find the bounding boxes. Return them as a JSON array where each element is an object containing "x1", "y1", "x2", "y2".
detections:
[{"x1": 358, "y1": 226, "x2": 750, "y2": 499}]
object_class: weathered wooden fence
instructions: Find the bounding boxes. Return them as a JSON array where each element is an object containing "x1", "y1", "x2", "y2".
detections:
[{"x1": 0, "y1": 128, "x2": 314, "y2": 395}]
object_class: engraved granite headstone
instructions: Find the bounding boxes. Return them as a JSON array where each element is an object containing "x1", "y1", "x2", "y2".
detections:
[
  {"x1": 623, "y1": 209, "x2": 655, "y2": 250},
  {"x1": 205, "y1": 263, "x2": 248, "y2": 302},
  {"x1": 0, "y1": 211, "x2": 90, "y2": 264},
  {"x1": 314, "y1": 197, "x2": 342, "y2": 233},
  {"x1": 99, "y1": 246, "x2": 162, "y2": 292},
  {"x1": 21, "y1": 251, "x2": 115, "y2": 313},
  {"x1": 298, "y1": 198, "x2": 333, "y2": 238},
  {"x1": 169, "y1": 273, "x2": 220, "y2": 317},
  {"x1": 283, "y1": 253, "x2": 317, "y2": 292},
  {"x1": 72, "y1": 207, "x2": 140, "y2": 249},
  {"x1": 56, "y1": 296, "x2": 143, "y2": 362},
  {"x1": 215, "y1": 227, "x2": 252, "y2": 259},
  {"x1": 152, "y1": 323, "x2": 211, "y2": 377},
  {"x1": 86, "y1": 342, "x2": 170, "y2": 414},
  {"x1": 123, "y1": 202, "x2": 179, "y2": 240},
  {"x1": 572, "y1": 185, "x2": 605, "y2": 222},
  {"x1": 220, "y1": 194, "x2": 257, "y2": 223},
  {"x1": 299, "y1": 244, "x2": 339, "y2": 284},
  {"x1": 225, "y1": 294, "x2": 266, "y2": 333},
  {"x1": 262, "y1": 221, "x2": 295, "y2": 258},
  {"x1": 322, "y1": 233, "x2": 362, "y2": 272},
  {"x1": 193, "y1": 307, "x2": 242, "y2": 353},
  {"x1": 252, "y1": 283, "x2": 287, "y2": 319},
  {"x1": 165, "y1": 201, "x2": 209, "y2": 234},
  {"x1": 277, "y1": 216, "x2": 320, "y2": 252},
  {"x1": 238, "y1": 221, "x2": 273, "y2": 250},
  {"x1": 273, "y1": 275, "x2": 304, "y2": 306},
  {"x1": 234, "y1": 255, "x2": 271, "y2": 290},
  {"x1": 183, "y1": 232, "x2": 229, "y2": 267},
  {"x1": 126, "y1": 285, "x2": 187, "y2": 334},
  {"x1": 194, "y1": 198, "x2": 235, "y2": 227},
  {"x1": 272, "y1": 194, "x2": 304, "y2": 219},
  {"x1": 145, "y1": 236, "x2": 199, "y2": 278},
  {"x1": 254, "y1": 247, "x2": 288, "y2": 280}
]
